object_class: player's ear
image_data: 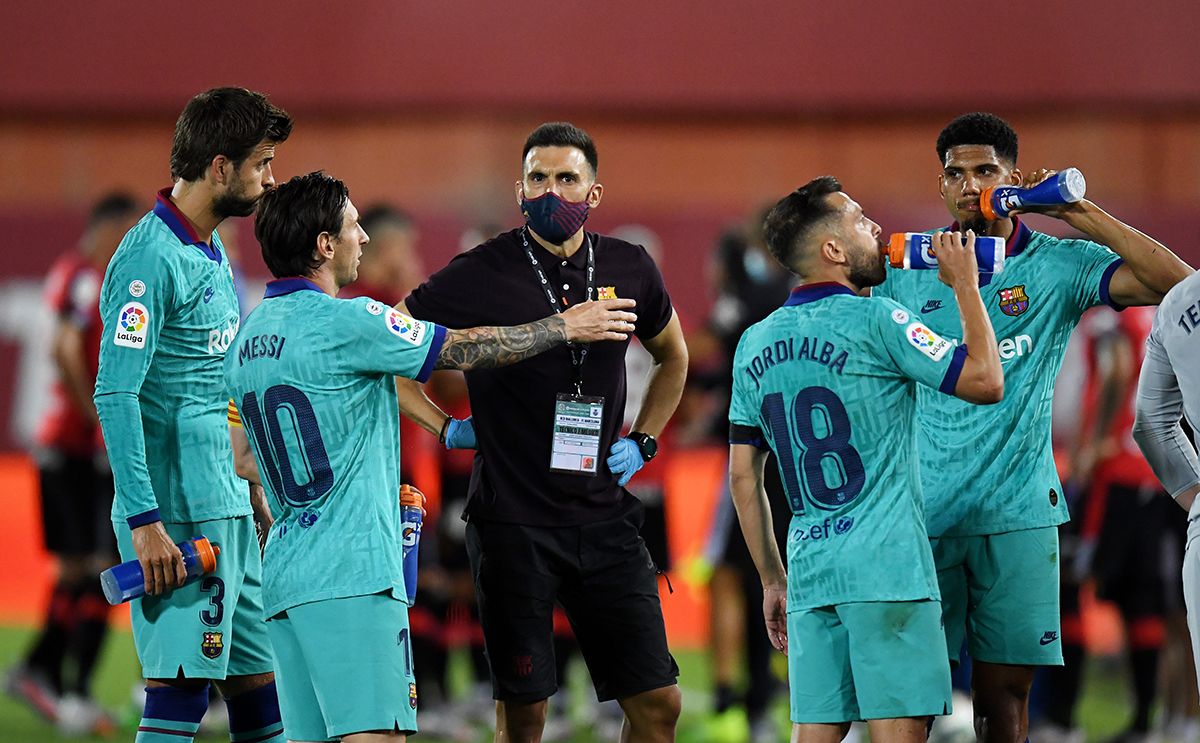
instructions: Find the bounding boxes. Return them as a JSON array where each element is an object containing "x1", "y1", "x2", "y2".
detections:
[
  {"x1": 586, "y1": 182, "x2": 603, "y2": 208},
  {"x1": 514, "y1": 181, "x2": 525, "y2": 207},
  {"x1": 1009, "y1": 168, "x2": 1022, "y2": 186},
  {"x1": 315, "y1": 231, "x2": 335, "y2": 262},
  {"x1": 210, "y1": 155, "x2": 231, "y2": 186}
]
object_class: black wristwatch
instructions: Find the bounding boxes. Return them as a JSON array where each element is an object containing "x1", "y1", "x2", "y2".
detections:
[{"x1": 627, "y1": 431, "x2": 658, "y2": 462}]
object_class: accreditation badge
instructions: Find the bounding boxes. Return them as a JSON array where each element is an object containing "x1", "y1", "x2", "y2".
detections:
[{"x1": 550, "y1": 393, "x2": 605, "y2": 475}]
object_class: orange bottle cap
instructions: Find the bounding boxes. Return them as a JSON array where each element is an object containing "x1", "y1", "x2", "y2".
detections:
[
  {"x1": 885, "y1": 233, "x2": 908, "y2": 268},
  {"x1": 979, "y1": 186, "x2": 1000, "y2": 221},
  {"x1": 399, "y1": 484, "x2": 425, "y2": 507},
  {"x1": 193, "y1": 536, "x2": 219, "y2": 575}
]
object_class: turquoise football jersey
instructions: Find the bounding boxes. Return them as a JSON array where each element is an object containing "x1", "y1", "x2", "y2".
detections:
[
  {"x1": 873, "y1": 219, "x2": 1123, "y2": 537},
  {"x1": 223, "y1": 278, "x2": 446, "y2": 616},
  {"x1": 95, "y1": 190, "x2": 244, "y2": 525},
  {"x1": 729, "y1": 283, "x2": 967, "y2": 612}
]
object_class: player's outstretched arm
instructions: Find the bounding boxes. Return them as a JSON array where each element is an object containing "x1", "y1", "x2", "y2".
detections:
[
  {"x1": 728, "y1": 443, "x2": 788, "y2": 654},
  {"x1": 1132, "y1": 329, "x2": 1200, "y2": 511},
  {"x1": 1017, "y1": 168, "x2": 1192, "y2": 305},
  {"x1": 434, "y1": 298, "x2": 637, "y2": 371},
  {"x1": 934, "y1": 230, "x2": 1004, "y2": 404}
]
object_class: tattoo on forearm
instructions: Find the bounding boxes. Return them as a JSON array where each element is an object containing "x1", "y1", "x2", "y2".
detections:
[{"x1": 436, "y1": 316, "x2": 567, "y2": 370}]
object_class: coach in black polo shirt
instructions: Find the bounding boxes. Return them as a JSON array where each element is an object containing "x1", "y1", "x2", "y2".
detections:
[{"x1": 399, "y1": 122, "x2": 687, "y2": 742}]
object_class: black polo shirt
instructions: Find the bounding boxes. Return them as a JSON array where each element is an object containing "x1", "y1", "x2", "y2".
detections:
[{"x1": 405, "y1": 227, "x2": 674, "y2": 527}]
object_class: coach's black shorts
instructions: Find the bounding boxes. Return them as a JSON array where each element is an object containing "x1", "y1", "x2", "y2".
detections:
[
  {"x1": 465, "y1": 499, "x2": 679, "y2": 703},
  {"x1": 37, "y1": 450, "x2": 115, "y2": 557},
  {"x1": 1093, "y1": 483, "x2": 1176, "y2": 615}
]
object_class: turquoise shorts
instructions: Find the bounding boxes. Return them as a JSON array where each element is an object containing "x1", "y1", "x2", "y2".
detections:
[
  {"x1": 114, "y1": 515, "x2": 273, "y2": 680},
  {"x1": 267, "y1": 591, "x2": 417, "y2": 741},
  {"x1": 788, "y1": 600, "x2": 951, "y2": 723},
  {"x1": 933, "y1": 526, "x2": 1063, "y2": 666}
]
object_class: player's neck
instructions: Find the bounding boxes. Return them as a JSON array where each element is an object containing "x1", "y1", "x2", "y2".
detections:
[
  {"x1": 169, "y1": 181, "x2": 223, "y2": 243},
  {"x1": 981, "y1": 217, "x2": 1016, "y2": 240},
  {"x1": 305, "y1": 269, "x2": 340, "y2": 297},
  {"x1": 528, "y1": 228, "x2": 584, "y2": 259}
]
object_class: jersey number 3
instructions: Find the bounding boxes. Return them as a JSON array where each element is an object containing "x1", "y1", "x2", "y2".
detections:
[
  {"x1": 240, "y1": 386, "x2": 335, "y2": 509},
  {"x1": 761, "y1": 387, "x2": 865, "y2": 514}
]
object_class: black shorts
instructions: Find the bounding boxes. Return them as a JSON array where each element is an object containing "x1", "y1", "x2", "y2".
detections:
[
  {"x1": 1093, "y1": 483, "x2": 1178, "y2": 615},
  {"x1": 465, "y1": 499, "x2": 679, "y2": 703},
  {"x1": 37, "y1": 451, "x2": 115, "y2": 557}
]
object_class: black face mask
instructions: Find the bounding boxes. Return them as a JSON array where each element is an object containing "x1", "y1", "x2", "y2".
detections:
[{"x1": 520, "y1": 190, "x2": 590, "y2": 245}]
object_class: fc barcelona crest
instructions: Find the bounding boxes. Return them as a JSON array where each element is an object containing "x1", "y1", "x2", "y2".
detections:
[
  {"x1": 409, "y1": 682, "x2": 419, "y2": 709},
  {"x1": 201, "y1": 631, "x2": 224, "y2": 659},
  {"x1": 996, "y1": 285, "x2": 1029, "y2": 317},
  {"x1": 597, "y1": 286, "x2": 618, "y2": 300}
]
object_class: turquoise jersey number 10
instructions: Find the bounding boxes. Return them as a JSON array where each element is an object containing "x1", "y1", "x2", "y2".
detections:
[
  {"x1": 760, "y1": 387, "x2": 865, "y2": 514},
  {"x1": 240, "y1": 386, "x2": 335, "y2": 509}
]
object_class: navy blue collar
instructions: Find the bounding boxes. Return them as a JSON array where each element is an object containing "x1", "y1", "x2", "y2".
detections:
[
  {"x1": 783, "y1": 282, "x2": 856, "y2": 307},
  {"x1": 264, "y1": 277, "x2": 325, "y2": 298},
  {"x1": 152, "y1": 188, "x2": 223, "y2": 264},
  {"x1": 948, "y1": 216, "x2": 1032, "y2": 257}
]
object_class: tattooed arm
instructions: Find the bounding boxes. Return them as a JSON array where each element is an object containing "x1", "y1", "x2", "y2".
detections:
[{"x1": 432, "y1": 297, "x2": 639, "y2": 371}]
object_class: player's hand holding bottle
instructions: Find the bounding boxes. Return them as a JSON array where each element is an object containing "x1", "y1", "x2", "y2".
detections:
[
  {"x1": 933, "y1": 230, "x2": 980, "y2": 290},
  {"x1": 131, "y1": 521, "x2": 188, "y2": 595},
  {"x1": 560, "y1": 298, "x2": 638, "y2": 343}
]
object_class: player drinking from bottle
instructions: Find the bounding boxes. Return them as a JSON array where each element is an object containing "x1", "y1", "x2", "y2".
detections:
[
  {"x1": 730, "y1": 176, "x2": 1004, "y2": 742},
  {"x1": 872, "y1": 112, "x2": 1191, "y2": 742}
]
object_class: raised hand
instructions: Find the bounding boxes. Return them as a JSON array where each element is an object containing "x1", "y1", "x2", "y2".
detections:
[
  {"x1": 934, "y1": 230, "x2": 980, "y2": 289},
  {"x1": 560, "y1": 298, "x2": 638, "y2": 343}
]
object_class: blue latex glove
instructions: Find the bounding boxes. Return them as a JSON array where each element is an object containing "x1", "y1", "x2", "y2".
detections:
[
  {"x1": 444, "y1": 417, "x2": 477, "y2": 450},
  {"x1": 606, "y1": 437, "x2": 645, "y2": 487}
]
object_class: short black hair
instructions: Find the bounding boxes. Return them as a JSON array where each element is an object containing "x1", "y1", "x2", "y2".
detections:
[
  {"x1": 359, "y1": 204, "x2": 414, "y2": 236},
  {"x1": 88, "y1": 192, "x2": 139, "y2": 227},
  {"x1": 762, "y1": 176, "x2": 843, "y2": 274},
  {"x1": 936, "y1": 112, "x2": 1018, "y2": 167},
  {"x1": 255, "y1": 172, "x2": 349, "y2": 279},
  {"x1": 170, "y1": 87, "x2": 293, "y2": 182},
  {"x1": 522, "y1": 122, "x2": 598, "y2": 177}
]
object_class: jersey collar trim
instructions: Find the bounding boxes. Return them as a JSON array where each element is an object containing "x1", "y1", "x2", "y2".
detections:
[
  {"x1": 153, "y1": 188, "x2": 223, "y2": 264},
  {"x1": 783, "y1": 282, "x2": 855, "y2": 307},
  {"x1": 264, "y1": 277, "x2": 325, "y2": 298}
]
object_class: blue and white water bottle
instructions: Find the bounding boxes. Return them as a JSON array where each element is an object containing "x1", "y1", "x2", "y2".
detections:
[
  {"x1": 399, "y1": 484, "x2": 424, "y2": 604},
  {"x1": 886, "y1": 233, "x2": 1006, "y2": 274},
  {"x1": 99, "y1": 535, "x2": 220, "y2": 605},
  {"x1": 981, "y1": 168, "x2": 1087, "y2": 220}
]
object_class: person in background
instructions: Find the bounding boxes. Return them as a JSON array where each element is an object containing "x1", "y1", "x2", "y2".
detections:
[{"x1": 6, "y1": 193, "x2": 140, "y2": 737}]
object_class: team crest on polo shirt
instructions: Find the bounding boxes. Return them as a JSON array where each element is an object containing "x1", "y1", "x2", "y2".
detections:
[
  {"x1": 201, "y1": 631, "x2": 224, "y2": 659},
  {"x1": 997, "y1": 285, "x2": 1030, "y2": 317},
  {"x1": 597, "y1": 286, "x2": 618, "y2": 300}
]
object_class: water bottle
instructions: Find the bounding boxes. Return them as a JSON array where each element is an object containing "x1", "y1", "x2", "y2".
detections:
[
  {"x1": 981, "y1": 168, "x2": 1087, "y2": 220},
  {"x1": 885, "y1": 233, "x2": 1006, "y2": 274},
  {"x1": 99, "y1": 536, "x2": 220, "y2": 605},
  {"x1": 399, "y1": 484, "x2": 424, "y2": 604}
]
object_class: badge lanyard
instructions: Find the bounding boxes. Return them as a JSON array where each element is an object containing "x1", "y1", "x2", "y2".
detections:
[{"x1": 522, "y1": 228, "x2": 595, "y2": 395}]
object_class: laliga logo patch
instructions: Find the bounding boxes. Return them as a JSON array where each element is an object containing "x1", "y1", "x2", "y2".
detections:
[
  {"x1": 997, "y1": 285, "x2": 1030, "y2": 317},
  {"x1": 905, "y1": 322, "x2": 951, "y2": 361},
  {"x1": 201, "y1": 631, "x2": 224, "y2": 659},
  {"x1": 114, "y1": 302, "x2": 149, "y2": 348},
  {"x1": 386, "y1": 308, "x2": 426, "y2": 345},
  {"x1": 597, "y1": 286, "x2": 618, "y2": 300}
]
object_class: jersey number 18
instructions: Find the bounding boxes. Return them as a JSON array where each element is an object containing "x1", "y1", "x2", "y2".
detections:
[{"x1": 761, "y1": 387, "x2": 865, "y2": 514}]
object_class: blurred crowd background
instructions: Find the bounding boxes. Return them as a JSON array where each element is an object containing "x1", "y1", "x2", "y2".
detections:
[{"x1": 2, "y1": 3, "x2": 1200, "y2": 741}]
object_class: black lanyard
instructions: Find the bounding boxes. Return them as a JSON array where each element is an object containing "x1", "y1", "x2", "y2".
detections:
[{"x1": 522, "y1": 228, "x2": 595, "y2": 394}]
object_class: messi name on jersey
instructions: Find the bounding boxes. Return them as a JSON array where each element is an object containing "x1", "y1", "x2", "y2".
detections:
[
  {"x1": 237, "y1": 333, "x2": 288, "y2": 366},
  {"x1": 743, "y1": 336, "x2": 849, "y2": 390},
  {"x1": 997, "y1": 285, "x2": 1030, "y2": 317}
]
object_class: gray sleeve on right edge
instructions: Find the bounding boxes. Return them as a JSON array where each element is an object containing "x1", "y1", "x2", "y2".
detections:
[{"x1": 1132, "y1": 329, "x2": 1200, "y2": 499}]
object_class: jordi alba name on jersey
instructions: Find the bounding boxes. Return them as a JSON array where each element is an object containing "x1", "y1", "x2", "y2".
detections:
[
  {"x1": 223, "y1": 279, "x2": 445, "y2": 616},
  {"x1": 729, "y1": 284, "x2": 966, "y2": 612},
  {"x1": 873, "y1": 221, "x2": 1123, "y2": 537},
  {"x1": 95, "y1": 204, "x2": 243, "y2": 523}
]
